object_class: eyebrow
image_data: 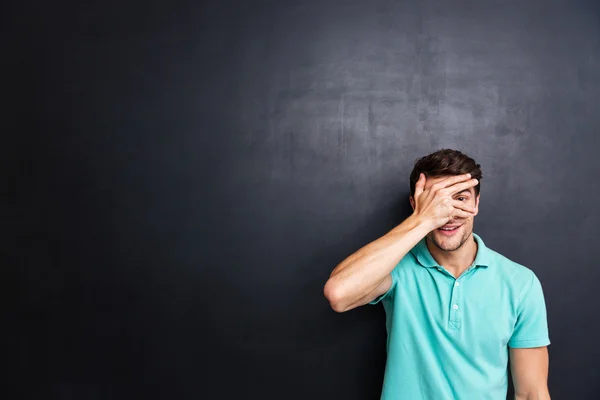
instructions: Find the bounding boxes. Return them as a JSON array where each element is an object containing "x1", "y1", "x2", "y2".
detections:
[{"x1": 455, "y1": 190, "x2": 472, "y2": 195}]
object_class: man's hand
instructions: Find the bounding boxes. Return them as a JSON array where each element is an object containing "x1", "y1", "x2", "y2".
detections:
[{"x1": 412, "y1": 173, "x2": 479, "y2": 230}]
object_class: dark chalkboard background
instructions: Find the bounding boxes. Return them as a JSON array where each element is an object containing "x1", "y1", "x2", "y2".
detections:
[{"x1": 5, "y1": 0, "x2": 600, "y2": 399}]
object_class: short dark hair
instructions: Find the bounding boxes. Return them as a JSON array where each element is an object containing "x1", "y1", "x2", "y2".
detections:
[{"x1": 409, "y1": 149, "x2": 482, "y2": 196}]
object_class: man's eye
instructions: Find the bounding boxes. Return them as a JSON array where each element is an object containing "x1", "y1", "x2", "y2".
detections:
[{"x1": 457, "y1": 197, "x2": 467, "y2": 201}]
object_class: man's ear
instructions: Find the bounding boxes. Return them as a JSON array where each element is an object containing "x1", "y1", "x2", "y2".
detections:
[
  {"x1": 473, "y1": 194, "x2": 480, "y2": 216},
  {"x1": 409, "y1": 196, "x2": 415, "y2": 211}
]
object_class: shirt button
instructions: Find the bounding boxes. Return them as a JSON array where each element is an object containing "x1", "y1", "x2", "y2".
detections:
[
  {"x1": 453, "y1": 304, "x2": 459, "y2": 310},
  {"x1": 455, "y1": 281, "x2": 460, "y2": 286}
]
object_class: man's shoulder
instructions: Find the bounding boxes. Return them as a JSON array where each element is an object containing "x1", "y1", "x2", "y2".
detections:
[{"x1": 484, "y1": 243, "x2": 537, "y2": 284}]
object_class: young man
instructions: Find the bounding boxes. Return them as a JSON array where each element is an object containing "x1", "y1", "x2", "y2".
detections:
[{"x1": 323, "y1": 149, "x2": 550, "y2": 400}]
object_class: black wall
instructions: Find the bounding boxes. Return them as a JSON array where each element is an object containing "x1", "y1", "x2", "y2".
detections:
[{"x1": 6, "y1": 0, "x2": 600, "y2": 399}]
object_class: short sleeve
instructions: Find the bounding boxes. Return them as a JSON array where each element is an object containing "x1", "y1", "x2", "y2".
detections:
[
  {"x1": 508, "y1": 272, "x2": 551, "y2": 348},
  {"x1": 368, "y1": 265, "x2": 398, "y2": 305}
]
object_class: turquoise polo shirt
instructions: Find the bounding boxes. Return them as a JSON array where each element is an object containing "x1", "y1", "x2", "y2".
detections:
[{"x1": 369, "y1": 233, "x2": 550, "y2": 400}]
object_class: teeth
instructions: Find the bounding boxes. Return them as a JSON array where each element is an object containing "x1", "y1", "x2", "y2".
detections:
[{"x1": 441, "y1": 227, "x2": 458, "y2": 231}]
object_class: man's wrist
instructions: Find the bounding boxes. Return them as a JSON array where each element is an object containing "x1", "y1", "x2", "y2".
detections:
[{"x1": 406, "y1": 213, "x2": 436, "y2": 234}]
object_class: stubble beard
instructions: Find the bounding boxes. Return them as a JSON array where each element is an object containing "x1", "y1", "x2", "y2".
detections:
[{"x1": 428, "y1": 224, "x2": 473, "y2": 252}]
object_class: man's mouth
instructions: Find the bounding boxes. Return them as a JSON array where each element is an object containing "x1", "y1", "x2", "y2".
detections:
[{"x1": 438, "y1": 225, "x2": 461, "y2": 235}]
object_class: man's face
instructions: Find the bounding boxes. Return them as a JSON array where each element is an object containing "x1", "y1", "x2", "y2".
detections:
[{"x1": 411, "y1": 175, "x2": 480, "y2": 252}]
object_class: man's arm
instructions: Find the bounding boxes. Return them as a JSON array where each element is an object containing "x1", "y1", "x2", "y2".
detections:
[
  {"x1": 509, "y1": 346, "x2": 550, "y2": 400},
  {"x1": 324, "y1": 214, "x2": 432, "y2": 312}
]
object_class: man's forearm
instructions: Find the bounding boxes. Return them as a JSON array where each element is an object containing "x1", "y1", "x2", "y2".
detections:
[{"x1": 323, "y1": 214, "x2": 432, "y2": 311}]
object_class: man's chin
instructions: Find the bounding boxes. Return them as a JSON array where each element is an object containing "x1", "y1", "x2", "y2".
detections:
[
  {"x1": 431, "y1": 238, "x2": 462, "y2": 252},
  {"x1": 429, "y1": 229, "x2": 469, "y2": 252}
]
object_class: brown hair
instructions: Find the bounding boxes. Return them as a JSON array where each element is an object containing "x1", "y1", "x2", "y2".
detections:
[{"x1": 409, "y1": 149, "x2": 482, "y2": 196}]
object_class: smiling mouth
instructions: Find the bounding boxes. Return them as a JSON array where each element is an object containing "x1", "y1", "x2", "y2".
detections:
[{"x1": 438, "y1": 225, "x2": 461, "y2": 234}]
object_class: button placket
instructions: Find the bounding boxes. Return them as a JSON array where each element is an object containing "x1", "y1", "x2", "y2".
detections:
[{"x1": 449, "y1": 278, "x2": 462, "y2": 330}]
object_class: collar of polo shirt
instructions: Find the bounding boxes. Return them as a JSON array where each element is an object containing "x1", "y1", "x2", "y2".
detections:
[{"x1": 412, "y1": 232, "x2": 491, "y2": 269}]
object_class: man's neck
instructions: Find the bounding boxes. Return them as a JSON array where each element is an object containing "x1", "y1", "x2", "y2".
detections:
[{"x1": 426, "y1": 234, "x2": 478, "y2": 278}]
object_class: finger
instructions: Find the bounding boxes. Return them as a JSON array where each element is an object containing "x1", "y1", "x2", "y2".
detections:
[
  {"x1": 451, "y1": 200, "x2": 477, "y2": 214},
  {"x1": 431, "y1": 173, "x2": 472, "y2": 191},
  {"x1": 414, "y1": 173, "x2": 425, "y2": 197},
  {"x1": 452, "y1": 209, "x2": 476, "y2": 219},
  {"x1": 443, "y1": 178, "x2": 478, "y2": 195}
]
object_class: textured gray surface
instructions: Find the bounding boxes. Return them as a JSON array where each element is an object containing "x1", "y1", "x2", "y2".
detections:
[
  {"x1": 6, "y1": 0, "x2": 600, "y2": 399},
  {"x1": 223, "y1": 2, "x2": 600, "y2": 398}
]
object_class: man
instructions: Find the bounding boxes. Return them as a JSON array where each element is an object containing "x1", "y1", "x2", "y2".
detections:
[{"x1": 323, "y1": 149, "x2": 550, "y2": 400}]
